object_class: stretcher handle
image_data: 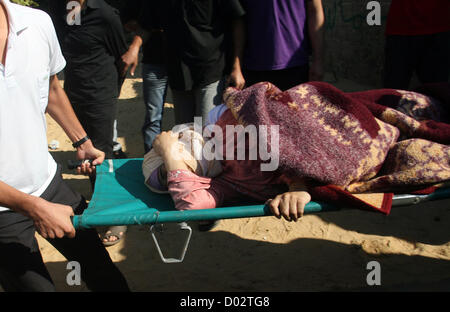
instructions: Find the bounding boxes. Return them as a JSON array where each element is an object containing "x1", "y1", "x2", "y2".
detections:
[
  {"x1": 150, "y1": 222, "x2": 193, "y2": 264},
  {"x1": 67, "y1": 159, "x2": 93, "y2": 170}
]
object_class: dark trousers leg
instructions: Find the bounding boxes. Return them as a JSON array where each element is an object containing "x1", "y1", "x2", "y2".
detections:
[
  {"x1": 0, "y1": 213, "x2": 55, "y2": 292},
  {"x1": 384, "y1": 32, "x2": 450, "y2": 90},
  {"x1": 0, "y1": 167, "x2": 129, "y2": 292},
  {"x1": 383, "y1": 35, "x2": 418, "y2": 90},
  {"x1": 72, "y1": 100, "x2": 117, "y2": 189},
  {"x1": 72, "y1": 100, "x2": 117, "y2": 160},
  {"x1": 417, "y1": 31, "x2": 450, "y2": 84},
  {"x1": 171, "y1": 89, "x2": 196, "y2": 125}
]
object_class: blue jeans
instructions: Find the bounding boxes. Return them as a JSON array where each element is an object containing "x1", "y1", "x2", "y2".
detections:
[
  {"x1": 142, "y1": 63, "x2": 168, "y2": 153},
  {"x1": 171, "y1": 79, "x2": 225, "y2": 126}
]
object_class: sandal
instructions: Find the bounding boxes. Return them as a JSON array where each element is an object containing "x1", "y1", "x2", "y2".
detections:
[{"x1": 101, "y1": 225, "x2": 127, "y2": 246}]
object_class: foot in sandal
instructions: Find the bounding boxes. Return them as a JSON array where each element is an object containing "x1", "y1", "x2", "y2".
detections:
[{"x1": 101, "y1": 225, "x2": 127, "y2": 246}]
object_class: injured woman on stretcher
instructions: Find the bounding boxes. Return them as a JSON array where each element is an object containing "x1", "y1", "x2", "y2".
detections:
[{"x1": 142, "y1": 81, "x2": 450, "y2": 222}]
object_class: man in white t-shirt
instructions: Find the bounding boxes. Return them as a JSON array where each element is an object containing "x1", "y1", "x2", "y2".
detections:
[{"x1": 0, "y1": 0, "x2": 128, "y2": 291}]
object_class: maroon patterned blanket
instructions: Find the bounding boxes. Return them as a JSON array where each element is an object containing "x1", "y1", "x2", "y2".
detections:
[{"x1": 223, "y1": 82, "x2": 450, "y2": 212}]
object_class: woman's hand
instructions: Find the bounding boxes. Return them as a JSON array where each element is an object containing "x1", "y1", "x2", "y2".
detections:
[
  {"x1": 267, "y1": 191, "x2": 312, "y2": 222},
  {"x1": 153, "y1": 131, "x2": 181, "y2": 158},
  {"x1": 153, "y1": 131, "x2": 191, "y2": 173}
]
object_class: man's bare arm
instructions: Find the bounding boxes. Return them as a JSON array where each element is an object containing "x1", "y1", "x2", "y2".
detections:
[
  {"x1": 306, "y1": 0, "x2": 325, "y2": 81},
  {"x1": 121, "y1": 33, "x2": 143, "y2": 77},
  {"x1": 46, "y1": 75, "x2": 104, "y2": 174},
  {"x1": 227, "y1": 17, "x2": 246, "y2": 89},
  {"x1": 121, "y1": 19, "x2": 155, "y2": 77},
  {"x1": 0, "y1": 180, "x2": 76, "y2": 239}
]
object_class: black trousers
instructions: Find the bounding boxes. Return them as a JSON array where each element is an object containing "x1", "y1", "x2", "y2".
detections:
[
  {"x1": 384, "y1": 31, "x2": 450, "y2": 90},
  {"x1": 72, "y1": 99, "x2": 118, "y2": 160},
  {"x1": 0, "y1": 166, "x2": 129, "y2": 292},
  {"x1": 244, "y1": 64, "x2": 310, "y2": 91}
]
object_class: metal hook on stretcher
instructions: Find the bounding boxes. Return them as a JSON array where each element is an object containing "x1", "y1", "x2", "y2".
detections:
[{"x1": 150, "y1": 222, "x2": 193, "y2": 264}]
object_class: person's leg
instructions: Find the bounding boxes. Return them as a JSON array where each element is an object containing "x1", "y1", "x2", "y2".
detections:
[
  {"x1": 383, "y1": 35, "x2": 419, "y2": 90},
  {"x1": 72, "y1": 100, "x2": 116, "y2": 159},
  {"x1": 0, "y1": 212, "x2": 56, "y2": 292},
  {"x1": 244, "y1": 69, "x2": 274, "y2": 88},
  {"x1": 195, "y1": 79, "x2": 225, "y2": 126},
  {"x1": 172, "y1": 89, "x2": 196, "y2": 124},
  {"x1": 42, "y1": 166, "x2": 130, "y2": 292},
  {"x1": 142, "y1": 63, "x2": 168, "y2": 153},
  {"x1": 417, "y1": 31, "x2": 450, "y2": 85},
  {"x1": 77, "y1": 100, "x2": 127, "y2": 245},
  {"x1": 0, "y1": 166, "x2": 128, "y2": 292},
  {"x1": 72, "y1": 100, "x2": 117, "y2": 192},
  {"x1": 244, "y1": 66, "x2": 309, "y2": 91},
  {"x1": 272, "y1": 65, "x2": 310, "y2": 91}
]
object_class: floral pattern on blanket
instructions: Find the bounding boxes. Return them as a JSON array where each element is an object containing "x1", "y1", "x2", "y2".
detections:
[{"x1": 224, "y1": 82, "x2": 450, "y2": 194}]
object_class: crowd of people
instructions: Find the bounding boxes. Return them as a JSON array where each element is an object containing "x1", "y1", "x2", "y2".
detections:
[{"x1": 0, "y1": 0, "x2": 449, "y2": 291}]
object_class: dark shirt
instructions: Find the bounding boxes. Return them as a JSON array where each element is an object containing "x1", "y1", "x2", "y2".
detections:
[
  {"x1": 112, "y1": 0, "x2": 141, "y2": 24},
  {"x1": 120, "y1": 0, "x2": 166, "y2": 65},
  {"x1": 49, "y1": 0, "x2": 128, "y2": 103},
  {"x1": 141, "y1": 0, "x2": 245, "y2": 91},
  {"x1": 141, "y1": 32, "x2": 166, "y2": 66}
]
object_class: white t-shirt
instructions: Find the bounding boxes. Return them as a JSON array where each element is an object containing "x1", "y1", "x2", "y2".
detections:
[{"x1": 0, "y1": 0, "x2": 66, "y2": 212}]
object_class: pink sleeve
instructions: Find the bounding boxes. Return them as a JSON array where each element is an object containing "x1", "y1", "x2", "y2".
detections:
[{"x1": 167, "y1": 170, "x2": 221, "y2": 211}]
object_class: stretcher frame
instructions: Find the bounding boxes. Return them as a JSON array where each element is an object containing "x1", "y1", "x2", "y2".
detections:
[{"x1": 71, "y1": 159, "x2": 450, "y2": 263}]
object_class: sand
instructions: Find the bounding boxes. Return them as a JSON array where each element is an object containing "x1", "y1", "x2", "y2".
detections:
[{"x1": 13, "y1": 71, "x2": 450, "y2": 292}]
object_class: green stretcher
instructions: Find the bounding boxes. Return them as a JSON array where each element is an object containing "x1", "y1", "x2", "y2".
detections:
[
  {"x1": 71, "y1": 158, "x2": 450, "y2": 263},
  {"x1": 73, "y1": 158, "x2": 450, "y2": 229},
  {"x1": 72, "y1": 158, "x2": 337, "y2": 230}
]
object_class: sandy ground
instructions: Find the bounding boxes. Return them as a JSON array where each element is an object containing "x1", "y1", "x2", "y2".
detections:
[{"x1": 9, "y1": 70, "x2": 450, "y2": 292}]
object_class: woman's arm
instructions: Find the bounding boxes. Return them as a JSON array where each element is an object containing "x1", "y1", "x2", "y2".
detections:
[
  {"x1": 153, "y1": 131, "x2": 190, "y2": 172},
  {"x1": 153, "y1": 132, "x2": 220, "y2": 210},
  {"x1": 167, "y1": 171, "x2": 219, "y2": 211}
]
